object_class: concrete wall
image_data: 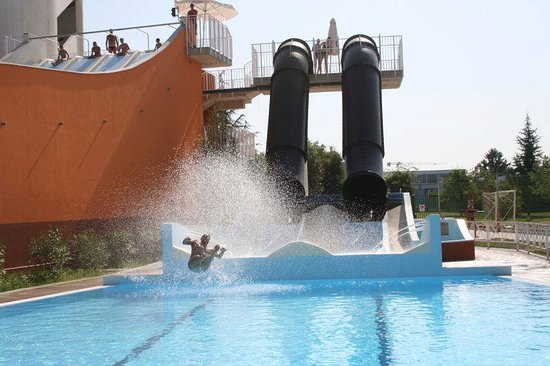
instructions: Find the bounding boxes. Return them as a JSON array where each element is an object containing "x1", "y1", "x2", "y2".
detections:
[
  {"x1": 0, "y1": 27, "x2": 205, "y2": 267},
  {"x1": 0, "y1": 0, "x2": 83, "y2": 58},
  {"x1": 131, "y1": 214, "x2": 509, "y2": 285},
  {"x1": 159, "y1": 216, "x2": 444, "y2": 281}
]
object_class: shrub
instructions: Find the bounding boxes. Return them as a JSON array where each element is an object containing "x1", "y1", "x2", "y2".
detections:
[
  {"x1": 106, "y1": 231, "x2": 136, "y2": 268},
  {"x1": 105, "y1": 227, "x2": 162, "y2": 268},
  {"x1": 1, "y1": 271, "x2": 33, "y2": 292},
  {"x1": 133, "y1": 228, "x2": 162, "y2": 264},
  {"x1": 30, "y1": 227, "x2": 71, "y2": 280},
  {"x1": 0, "y1": 241, "x2": 6, "y2": 277},
  {"x1": 72, "y1": 230, "x2": 109, "y2": 270}
]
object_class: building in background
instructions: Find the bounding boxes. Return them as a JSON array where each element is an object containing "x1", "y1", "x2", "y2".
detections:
[
  {"x1": 412, "y1": 169, "x2": 451, "y2": 198},
  {"x1": 0, "y1": 0, "x2": 84, "y2": 59}
]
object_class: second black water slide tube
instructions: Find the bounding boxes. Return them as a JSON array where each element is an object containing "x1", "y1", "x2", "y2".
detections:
[
  {"x1": 266, "y1": 39, "x2": 313, "y2": 201},
  {"x1": 341, "y1": 35, "x2": 387, "y2": 220}
]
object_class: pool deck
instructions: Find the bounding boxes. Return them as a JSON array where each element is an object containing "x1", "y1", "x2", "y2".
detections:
[{"x1": 1, "y1": 248, "x2": 548, "y2": 304}]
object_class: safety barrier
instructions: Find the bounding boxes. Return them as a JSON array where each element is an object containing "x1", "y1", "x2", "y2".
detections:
[
  {"x1": 468, "y1": 220, "x2": 549, "y2": 260},
  {"x1": 203, "y1": 35, "x2": 403, "y2": 92},
  {"x1": 184, "y1": 14, "x2": 232, "y2": 61}
]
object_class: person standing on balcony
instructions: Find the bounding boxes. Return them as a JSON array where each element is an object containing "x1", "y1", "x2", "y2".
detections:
[
  {"x1": 317, "y1": 39, "x2": 328, "y2": 73},
  {"x1": 187, "y1": 3, "x2": 198, "y2": 47},
  {"x1": 105, "y1": 29, "x2": 119, "y2": 54},
  {"x1": 313, "y1": 39, "x2": 323, "y2": 74}
]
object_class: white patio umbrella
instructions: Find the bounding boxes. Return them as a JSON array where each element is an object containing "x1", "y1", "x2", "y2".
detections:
[
  {"x1": 327, "y1": 18, "x2": 339, "y2": 56},
  {"x1": 174, "y1": 0, "x2": 238, "y2": 21}
]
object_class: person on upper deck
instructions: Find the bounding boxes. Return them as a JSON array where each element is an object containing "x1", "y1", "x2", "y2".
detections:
[
  {"x1": 116, "y1": 38, "x2": 130, "y2": 56},
  {"x1": 90, "y1": 41, "x2": 101, "y2": 58},
  {"x1": 187, "y1": 3, "x2": 198, "y2": 47},
  {"x1": 53, "y1": 45, "x2": 69, "y2": 66},
  {"x1": 105, "y1": 29, "x2": 119, "y2": 54},
  {"x1": 154, "y1": 38, "x2": 162, "y2": 51},
  {"x1": 313, "y1": 39, "x2": 323, "y2": 73}
]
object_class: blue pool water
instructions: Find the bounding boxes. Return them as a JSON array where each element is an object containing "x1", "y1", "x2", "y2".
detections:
[{"x1": 1, "y1": 277, "x2": 549, "y2": 365}]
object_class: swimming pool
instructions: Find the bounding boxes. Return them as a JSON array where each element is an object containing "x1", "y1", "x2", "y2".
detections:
[{"x1": 1, "y1": 277, "x2": 549, "y2": 365}]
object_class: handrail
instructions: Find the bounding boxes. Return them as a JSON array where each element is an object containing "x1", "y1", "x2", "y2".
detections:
[
  {"x1": 1, "y1": 23, "x2": 182, "y2": 66},
  {"x1": 71, "y1": 34, "x2": 90, "y2": 56},
  {"x1": 26, "y1": 32, "x2": 59, "y2": 47},
  {"x1": 202, "y1": 34, "x2": 403, "y2": 92},
  {"x1": 184, "y1": 14, "x2": 232, "y2": 60},
  {"x1": 136, "y1": 28, "x2": 150, "y2": 51},
  {"x1": 27, "y1": 22, "x2": 181, "y2": 41},
  {"x1": 2, "y1": 35, "x2": 23, "y2": 54}
]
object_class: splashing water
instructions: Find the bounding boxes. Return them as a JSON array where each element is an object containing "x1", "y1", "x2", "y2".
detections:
[{"x1": 162, "y1": 152, "x2": 397, "y2": 257}]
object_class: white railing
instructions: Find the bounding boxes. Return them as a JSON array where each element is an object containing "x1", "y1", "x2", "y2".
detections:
[
  {"x1": 203, "y1": 62, "x2": 252, "y2": 91},
  {"x1": 204, "y1": 125, "x2": 256, "y2": 159},
  {"x1": 251, "y1": 35, "x2": 403, "y2": 79},
  {"x1": 12, "y1": 22, "x2": 181, "y2": 60},
  {"x1": 203, "y1": 35, "x2": 403, "y2": 92},
  {"x1": 1, "y1": 35, "x2": 23, "y2": 58},
  {"x1": 184, "y1": 14, "x2": 232, "y2": 60},
  {"x1": 468, "y1": 221, "x2": 549, "y2": 260},
  {"x1": 516, "y1": 222, "x2": 550, "y2": 259}
]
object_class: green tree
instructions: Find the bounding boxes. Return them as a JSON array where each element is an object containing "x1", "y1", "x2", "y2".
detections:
[
  {"x1": 513, "y1": 114, "x2": 542, "y2": 174},
  {"x1": 307, "y1": 141, "x2": 344, "y2": 195},
  {"x1": 529, "y1": 155, "x2": 550, "y2": 199},
  {"x1": 204, "y1": 110, "x2": 250, "y2": 152},
  {"x1": 472, "y1": 148, "x2": 512, "y2": 202},
  {"x1": 440, "y1": 169, "x2": 476, "y2": 211},
  {"x1": 476, "y1": 148, "x2": 509, "y2": 174},
  {"x1": 386, "y1": 170, "x2": 415, "y2": 193}
]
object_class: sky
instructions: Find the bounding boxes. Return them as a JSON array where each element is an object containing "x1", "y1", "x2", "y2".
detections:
[{"x1": 83, "y1": 0, "x2": 550, "y2": 171}]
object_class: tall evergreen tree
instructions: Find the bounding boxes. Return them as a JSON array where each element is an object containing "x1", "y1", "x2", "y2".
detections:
[
  {"x1": 440, "y1": 169, "x2": 476, "y2": 211},
  {"x1": 513, "y1": 114, "x2": 542, "y2": 174},
  {"x1": 475, "y1": 148, "x2": 509, "y2": 174}
]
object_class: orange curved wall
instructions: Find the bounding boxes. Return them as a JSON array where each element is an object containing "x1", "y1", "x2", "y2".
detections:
[{"x1": 0, "y1": 28, "x2": 203, "y2": 226}]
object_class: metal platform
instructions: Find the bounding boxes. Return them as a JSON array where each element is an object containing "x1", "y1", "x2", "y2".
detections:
[{"x1": 202, "y1": 35, "x2": 404, "y2": 110}]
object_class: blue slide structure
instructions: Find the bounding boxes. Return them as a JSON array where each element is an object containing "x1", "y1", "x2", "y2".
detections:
[{"x1": 266, "y1": 35, "x2": 387, "y2": 220}]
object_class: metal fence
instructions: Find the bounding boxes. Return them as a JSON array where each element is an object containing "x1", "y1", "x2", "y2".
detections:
[
  {"x1": 468, "y1": 221, "x2": 549, "y2": 260},
  {"x1": 1, "y1": 35, "x2": 23, "y2": 58},
  {"x1": 250, "y1": 35, "x2": 403, "y2": 79},
  {"x1": 203, "y1": 125, "x2": 256, "y2": 160},
  {"x1": 203, "y1": 35, "x2": 403, "y2": 91},
  {"x1": 184, "y1": 14, "x2": 232, "y2": 60},
  {"x1": 203, "y1": 62, "x2": 252, "y2": 91},
  {"x1": 1, "y1": 22, "x2": 182, "y2": 63}
]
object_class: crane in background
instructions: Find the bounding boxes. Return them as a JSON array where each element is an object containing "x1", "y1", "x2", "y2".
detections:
[{"x1": 385, "y1": 161, "x2": 443, "y2": 172}]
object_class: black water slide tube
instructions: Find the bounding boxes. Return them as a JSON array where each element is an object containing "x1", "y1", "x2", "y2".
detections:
[
  {"x1": 266, "y1": 39, "x2": 313, "y2": 200},
  {"x1": 341, "y1": 35, "x2": 387, "y2": 220}
]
